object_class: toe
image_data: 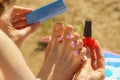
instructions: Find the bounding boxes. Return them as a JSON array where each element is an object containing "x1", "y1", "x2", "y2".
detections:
[
  {"x1": 73, "y1": 39, "x2": 83, "y2": 50},
  {"x1": 52, "y1": 23, "x2": 64, "y2": 40},
  {"x1": 70, "y1": 32, "x2": 80, "y2": 48},
  {"x1": 77, "y1": 47, "x2": 87, "y2": 60},
  {"x1": 73, "y1": 32, "x2": 80, "y2": 40},
  {"x1": 63, "y1": 25, "x2": 73, "y2": 42}
]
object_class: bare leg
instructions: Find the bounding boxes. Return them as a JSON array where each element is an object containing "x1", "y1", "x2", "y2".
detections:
[{"x1": 37, "y1": 23, "x2": 87, "y2": 80}]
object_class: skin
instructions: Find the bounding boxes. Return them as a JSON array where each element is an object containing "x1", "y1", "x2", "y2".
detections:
[
  {"x1": 41, "y1": 30, "x2": 105, "y2": 80},
  {"x1": 0, "y1": 6, "x2": 40, "y2": 47},
  {"x1": 0, "y1": 4, "x2": 87, "y2": 79},
  {"x1": 74, "y1": 41, "x2": 105, "y2": 80},
  {"x1": 0, "y1": 2, "x2": 40, "y2": 79},
  {"x1": 0, "y1": 0, "x2": 105, "y2": 80},
  {"x1": 0, "y1": 22, "x2": 87, "y2": 80},
  {"x1": 0, "y1": 29, "x2": 36, "y2": 80},
  {"x1": 37, "y1": 23, "x2": 87, "y2": 80}
]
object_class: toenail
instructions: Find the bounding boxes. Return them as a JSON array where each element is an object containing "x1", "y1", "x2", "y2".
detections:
[{"x1": 57, "y1": 36, "x2": 63, "y2": 42}]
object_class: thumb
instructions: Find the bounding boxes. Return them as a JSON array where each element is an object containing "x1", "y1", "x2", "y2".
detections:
[{"x1": 18, "y1": 23, "x2": 40, "y2": 38}]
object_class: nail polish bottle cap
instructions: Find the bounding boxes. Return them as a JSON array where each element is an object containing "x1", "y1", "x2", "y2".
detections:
[{"x1": 84, "y1": 20, "x2": 92, "y2": 37}]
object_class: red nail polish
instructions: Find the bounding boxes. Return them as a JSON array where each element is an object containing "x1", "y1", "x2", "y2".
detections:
[{"x1": 82, "y1": 20, "x2": 96, "y2": 51}]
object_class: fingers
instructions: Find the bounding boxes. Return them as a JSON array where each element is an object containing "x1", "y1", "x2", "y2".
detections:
[
  {"x1": 11, "y1": 14, "x2": 27, "y2": 24},
  {"x1": 91, "y1": 50, "x2": 97, "y2": 69},
  {"x1": 12, "y1": 18, "x2": 28, "y2": 29},
  {"x1": 10, "y1": 6, "x2": 32, "y2": 19},
  {"x1": 90, "y1": 40, "x2": 105, "y2": 70},
  {"x1": 10, "y1": 6, "x2": 33, "y2": 29},
  {"x1": 19, "y1": 23, "x2": 40, "y2": 37},
  {"x1": 95, "y1": 40, "x2": 105, "y2": 69}
]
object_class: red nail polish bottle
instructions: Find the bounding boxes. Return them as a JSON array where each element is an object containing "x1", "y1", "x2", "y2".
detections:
[{"x1": 82, "y1": 20, "x2": 96, "y2": 51}]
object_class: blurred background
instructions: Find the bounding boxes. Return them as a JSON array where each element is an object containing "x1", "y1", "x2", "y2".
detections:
[{"x1": 15, "y1": 0, "x2": 120, "y2": 75}]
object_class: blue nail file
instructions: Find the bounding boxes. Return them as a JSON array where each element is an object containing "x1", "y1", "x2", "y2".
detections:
[{"x1": 25, "y1": 0, "x2": 67, "y2": 25}]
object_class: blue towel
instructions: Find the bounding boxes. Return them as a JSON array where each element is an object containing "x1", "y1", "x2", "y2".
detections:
[{"x1": 103, "y1": 50, "x2": 120, "y2": 80}]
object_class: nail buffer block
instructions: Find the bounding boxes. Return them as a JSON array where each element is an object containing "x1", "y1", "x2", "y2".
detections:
[{"x1": 25, "y1": 0, "x2": 67, "y2": 25}]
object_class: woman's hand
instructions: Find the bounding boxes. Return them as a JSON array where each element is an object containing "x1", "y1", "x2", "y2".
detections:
[
  {"x1": 74, "y1": 41, "x2": 105, "y2": 80},
  {"x1": 0, "y1": 6, "x2": 40, "y2": 47}
]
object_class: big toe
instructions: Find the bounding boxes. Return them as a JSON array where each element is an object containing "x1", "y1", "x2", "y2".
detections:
[{"x1": 52, "y1": 23, "x2": 64, "y2": 41}]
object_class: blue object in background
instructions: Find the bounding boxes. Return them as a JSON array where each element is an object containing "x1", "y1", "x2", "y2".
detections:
[
  {"x1": 25, "y1": 0, "x2": 67, "y2": 25},
  {"x1": 103, "y1": 50, "x2": 120, "y2": 80}
]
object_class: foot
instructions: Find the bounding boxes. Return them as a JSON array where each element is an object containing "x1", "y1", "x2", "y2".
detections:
[
  {"x1": 38, "y1": 23, "x2": 87, "y2": 80},
  {"x1": 0, "y1": 6, "x2": 40, "y2": 47}
]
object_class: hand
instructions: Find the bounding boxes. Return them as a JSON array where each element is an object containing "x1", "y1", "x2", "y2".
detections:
[
  {"x1": 74, "y1": 41, "x2": 105, "y2": 80},
  {"x1": 0, "y1": 6, "x2": 40, "y2": 47}
]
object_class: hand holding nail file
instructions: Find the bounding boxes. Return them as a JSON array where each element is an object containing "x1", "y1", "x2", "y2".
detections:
[
  {"x1": 82, "y1": 20, "x2": 96, "y2": 51},
  {"x1": 25, "y1": 0, "x2": 67, "y2": 25}
]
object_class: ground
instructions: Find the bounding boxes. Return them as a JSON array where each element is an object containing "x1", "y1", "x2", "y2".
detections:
[{"x1": 15, "y1": 0, "x2": 120, "y2": 75}]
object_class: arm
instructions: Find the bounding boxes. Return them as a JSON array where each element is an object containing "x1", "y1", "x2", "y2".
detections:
[{"x1": 0, "y1": 30, "x2": 36, "y2": 80}]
